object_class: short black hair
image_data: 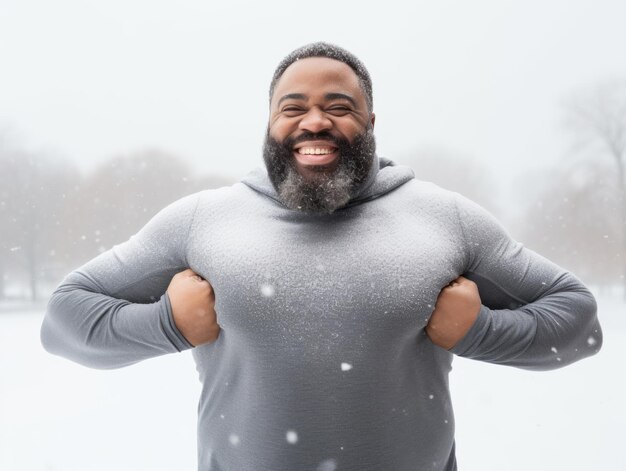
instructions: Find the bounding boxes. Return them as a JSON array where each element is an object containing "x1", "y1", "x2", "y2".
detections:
[{"x1": 269, "y1": 42, "x2": 374, "y2": 113}]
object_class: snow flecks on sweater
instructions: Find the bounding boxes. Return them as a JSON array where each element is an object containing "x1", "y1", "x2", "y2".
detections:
[{"x1": 41, "y1": 159, "x2": 601, "y2": 471}]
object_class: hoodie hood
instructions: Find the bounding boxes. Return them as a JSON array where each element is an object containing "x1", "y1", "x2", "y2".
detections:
[{"x1": 241, "y1": 156, "x2": 415, "y2": 210}]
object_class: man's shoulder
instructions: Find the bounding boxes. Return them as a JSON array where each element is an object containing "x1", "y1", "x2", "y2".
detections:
[
  {"x1": 198, "y1": 181, "x2": 256, "y2": 204},
  {"x1": 175, "y1": 181, "x2": 263, "y2": 218},
  {"x1": 399, "y1": 179, "x2": 498, "y2": 225},
  {"x1": 151, "y1": 182, "x2": 248, "y2": 222},
  {"x1": 176, "y1": 181, "x2": 250, "y2": 206},
  {"x1": 397, "y1": 177, "x2": 460, "y2": 204}
]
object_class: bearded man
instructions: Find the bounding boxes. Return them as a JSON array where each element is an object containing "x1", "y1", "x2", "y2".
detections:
[{"x1": 41, "y1": 43, "x2": 602, "y2": 471}]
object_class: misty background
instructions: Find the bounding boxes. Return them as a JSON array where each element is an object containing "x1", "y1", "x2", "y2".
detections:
[
  {"x1": 1, "y1": 1, "x2": 625, "y2": 470},
  {"x1": 1, "y1": 0, "x2": 625, "y2": 301}
]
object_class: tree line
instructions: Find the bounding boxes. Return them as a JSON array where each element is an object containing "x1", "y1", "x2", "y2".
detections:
[
  {"x1": 402, "y1": 80, "x2": 626, "y2": 295},
  {"x1": 1, "y1": 80, "x2": 624, "y2": 302},
  {"x1": 0, "y1": 147, "x2": 232, "y2": 301}
]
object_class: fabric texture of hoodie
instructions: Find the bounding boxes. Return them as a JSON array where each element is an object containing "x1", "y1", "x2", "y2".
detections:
[{"x1": 41, "y1": 158, "x2": 602, "y2": 471}]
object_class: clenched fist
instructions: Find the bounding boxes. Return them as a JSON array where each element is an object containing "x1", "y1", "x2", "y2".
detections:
[
  {"x1": 426, "y1": 276, "x2": 481, "y2": 350},
  {"x1": 167, "y1": 269, "x2": 220, "y2": 347}
]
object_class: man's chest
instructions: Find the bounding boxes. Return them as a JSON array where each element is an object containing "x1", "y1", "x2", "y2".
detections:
[{"x1": 188, "y1": 205, "x2": 465, "y2": 342}]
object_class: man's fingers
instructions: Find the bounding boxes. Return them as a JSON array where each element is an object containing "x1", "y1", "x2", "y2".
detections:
[
  {"x1": 457, "y1": 275, "x2": 474, "y2": 286},
  {"x1": 171, "y1": 270, "x2": 212, "y2": 293},
  {"x1": 446, "y1": 275, "x2": 471, "y2": 288},
  {"x1": 189, "y1": 274, "x2": 213, "y2": 294},
  {"x1": 175, "y1": 268, "x2": 197, "y2": 278},
  {"x1": 176, "y1": 268, "x2": 206, "y2": 281}
]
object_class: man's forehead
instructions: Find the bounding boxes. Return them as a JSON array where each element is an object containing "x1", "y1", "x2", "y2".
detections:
[{"x1": 272, "y1": 57, "x2": 363, "y2": 104}]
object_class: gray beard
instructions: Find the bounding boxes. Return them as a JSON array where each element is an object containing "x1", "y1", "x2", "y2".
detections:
[{"x1": 262, "y1": 127, "x2": 377, "y2": 214}]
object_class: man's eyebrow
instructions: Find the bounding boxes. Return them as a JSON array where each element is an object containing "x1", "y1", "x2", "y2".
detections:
[
  {"x1": 325, "y1": 93, "x2": 357, "y2": 107},
  {"x1": 276, "y1": 92, "x2": 358, "y2": 107},
  {"x1": 277, "y1": 93, "x2": 308, "y2": 106}
]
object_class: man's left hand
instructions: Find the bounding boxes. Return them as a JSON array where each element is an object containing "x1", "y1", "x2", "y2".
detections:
[{"x1": 426, "y1": 275, "x2": 482, "y2": 350}]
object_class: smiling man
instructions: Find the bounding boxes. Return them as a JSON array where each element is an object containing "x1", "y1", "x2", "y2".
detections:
[
  {"x1": 263, "y1": 54, "x2": 377, "y2": 213},
  {"x1": 41, "y1": 43, "x2": 602, "y2": 471}
]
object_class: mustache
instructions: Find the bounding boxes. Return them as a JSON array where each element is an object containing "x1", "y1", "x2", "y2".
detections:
[{"x1": 284, "y1": 131, "x2": 345, "y2": 148}]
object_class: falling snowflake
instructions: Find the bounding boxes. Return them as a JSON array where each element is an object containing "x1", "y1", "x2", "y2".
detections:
[
  {"x1": 261, "y1": 284, "x2": 275, "y2": 297},
  {"x1": 550, "y1": 346, "x2": 558, "y2": 354},
  {"x1": 229, "y1": 434, "x2": 240, "y2": 446},
  {"x1": 341, "y1": 362, "x2": 352, "y2": 371},
  {"x1": 286, "y1": 430, "x2": 298, "y2": 444},
  {"x1": 587, "y1": 336, "x2": 597, "y2": 346},
  {"x1": 317, "y1": 458, "x2": 338, "y2": 471}
]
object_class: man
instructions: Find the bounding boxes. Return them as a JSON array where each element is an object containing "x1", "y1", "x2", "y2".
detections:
[{"x1": 41, "y1": 43, "x2": 602, "y2": 471}]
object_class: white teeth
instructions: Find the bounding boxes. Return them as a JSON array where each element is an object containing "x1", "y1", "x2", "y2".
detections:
[{"x1": 298, "y1": 147, "x2": 334, "y2": 155}]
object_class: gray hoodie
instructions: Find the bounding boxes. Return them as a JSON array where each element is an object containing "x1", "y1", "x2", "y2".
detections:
[{"x1": 41, "y1": 158, "x2": 602, "y2": 471}]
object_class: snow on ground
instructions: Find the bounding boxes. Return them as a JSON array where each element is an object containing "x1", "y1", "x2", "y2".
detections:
[
  {"x1": 0, "y1": 308, "x2": 199, "y2": 471},
  {"x1": 0, "y1": 295, "x2": 623, "y2": 470},
  {"x1": 451, "y1": 293, "x2": 625, "y2": 471}
]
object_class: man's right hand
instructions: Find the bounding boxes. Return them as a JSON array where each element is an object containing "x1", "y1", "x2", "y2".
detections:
[{"x1": 167, "y1": 269, "x2": 220, "y2": 347}]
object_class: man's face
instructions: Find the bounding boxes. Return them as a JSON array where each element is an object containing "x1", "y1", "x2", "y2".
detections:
[{"x1": 264, "y1": 57, "x2": 376, "y2": 213}]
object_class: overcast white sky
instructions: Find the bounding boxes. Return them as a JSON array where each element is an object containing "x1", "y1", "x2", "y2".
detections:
[{"x1": 1, "y1": 0, "x2": 625, "y2": 187}]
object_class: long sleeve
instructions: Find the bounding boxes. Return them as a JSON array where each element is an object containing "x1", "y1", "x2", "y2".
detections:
[
  {"x1": 449, "y1": 194, "x2": 602, "y2": 371},
  {"x1": 40, "y1": 193, "x2": 200, "y2": 369}
]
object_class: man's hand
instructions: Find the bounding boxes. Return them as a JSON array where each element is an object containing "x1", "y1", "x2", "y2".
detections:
[
  {"x1": 167, "y1": 269, "x2": 220, "y2": 347},
  {"x1": 426, "y1": 276, "x2": 481, "y2": 350}
]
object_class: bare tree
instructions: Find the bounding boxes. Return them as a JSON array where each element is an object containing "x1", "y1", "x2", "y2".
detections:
[
  {"x1": 1, "y1": 134, "x2": 234, "y2": 302},
  {"x1": 63, "y1": 149, "x2": 234, "y2": 268},
  {"x1": 516, "y1": 161, "x2": 620, "y2": 287},
  {"x1": 564, "y1": 80, "x2": 626, "y2": 295},
  {"x1": 0, "y1": 145, "x2": 78, "y2": 301}
]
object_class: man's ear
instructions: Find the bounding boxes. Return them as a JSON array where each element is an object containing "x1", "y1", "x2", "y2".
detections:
[{"x1": 370, "y1": 112, "x2": 376, "y2": 129}]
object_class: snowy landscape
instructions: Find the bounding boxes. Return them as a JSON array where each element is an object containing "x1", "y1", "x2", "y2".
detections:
[
  {"x1": 2, "y1": 1, "x2": 626, "y2": 470},
  {"x1": 1, "y1": 292, "x2": 623, "y2": 471}
]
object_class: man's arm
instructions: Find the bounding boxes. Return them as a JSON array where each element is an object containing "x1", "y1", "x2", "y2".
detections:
[
  {"x1": 427, "y1": 193, "x2": 602, "y2": 371},
  {"x1": 40, "y1": 192, "x2": 218, "y2": 369}
]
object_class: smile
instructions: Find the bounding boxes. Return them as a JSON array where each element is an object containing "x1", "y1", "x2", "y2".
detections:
[
  {"x1": 293, "y1": 145, "x2": 339, "y2": 167},
  {"x1": 297, "y1": 147, "x2": 337, "y2": 155}
]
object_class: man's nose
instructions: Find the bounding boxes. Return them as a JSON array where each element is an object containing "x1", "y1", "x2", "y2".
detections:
[{"x1": 298, "y1": 107, "x2": 332, "y2": 133}]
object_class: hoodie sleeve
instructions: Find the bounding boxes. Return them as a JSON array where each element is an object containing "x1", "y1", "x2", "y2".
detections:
[
  {"x1": 449, "y1": 194, "x2": 602, "y2": 371},
  {"x1": 40, "y1": 193, "x2": 200, "y2": 369}
]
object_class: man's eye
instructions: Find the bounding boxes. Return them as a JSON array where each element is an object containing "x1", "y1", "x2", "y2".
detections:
[
  {"x1": 282, "y1": 107, "x2": 304, "y2": 114},
  {"x1": 327, "y1": 106, "x2": 351, "y2": 115}
]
